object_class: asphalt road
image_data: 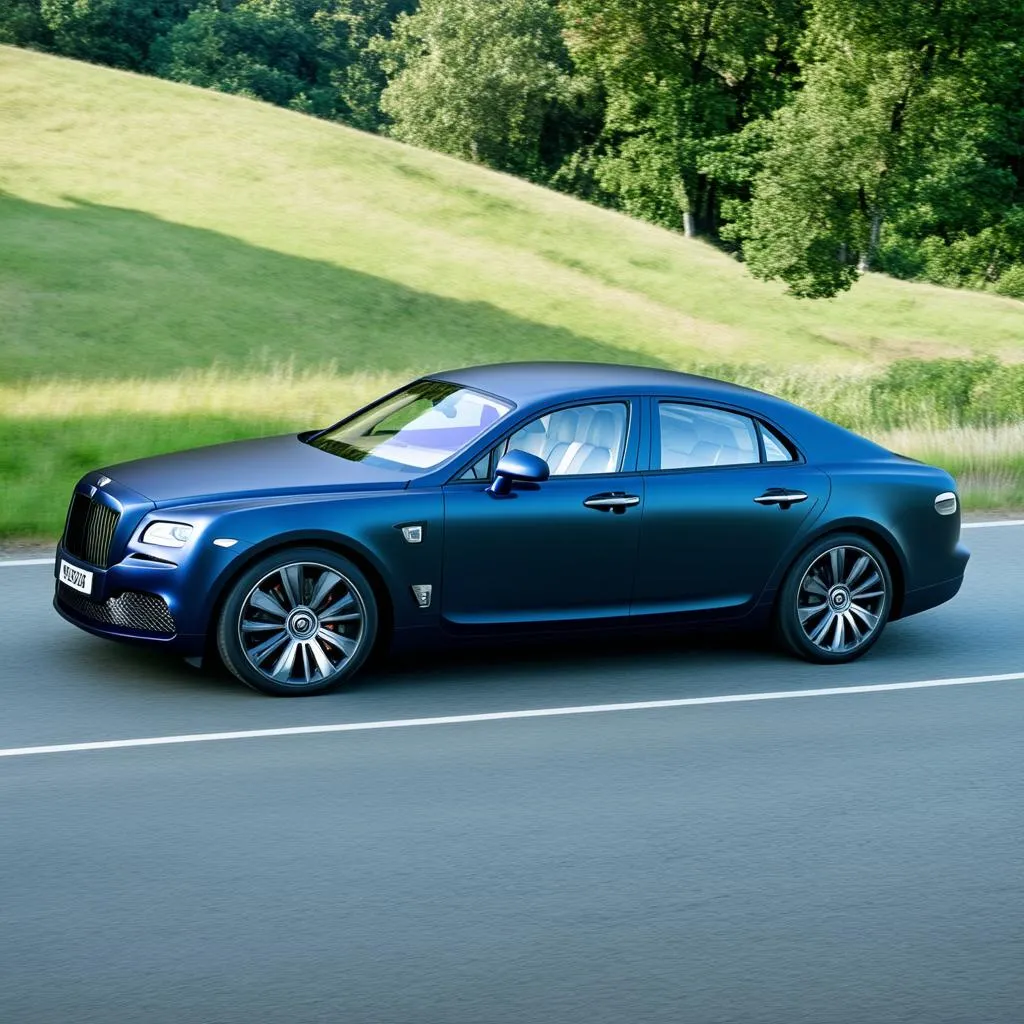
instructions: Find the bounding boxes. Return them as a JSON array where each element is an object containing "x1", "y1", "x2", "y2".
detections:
[{"x1": 1, "y1": 525, "x2": 1022, "y2": 1023}]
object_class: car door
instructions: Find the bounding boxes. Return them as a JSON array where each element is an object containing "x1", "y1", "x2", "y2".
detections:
[
  {"x1": 441, "y1": 398, "x2": 644, "y2": 631},
  {"x1": 631, "y1": 398, "x2": 830, "y2": 621}
]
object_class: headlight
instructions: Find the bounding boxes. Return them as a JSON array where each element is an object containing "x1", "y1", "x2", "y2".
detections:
[{"x1": 142, "y1": 521, "x2": 194, "y2": 548}]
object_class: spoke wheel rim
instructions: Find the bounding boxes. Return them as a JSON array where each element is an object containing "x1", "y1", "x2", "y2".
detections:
[
  {"x1": 797, "y1": 545, "x2": 886, "y2": 654},
  {"x1": 238, "y1": 561, "x2": 366, "y2": 687}
]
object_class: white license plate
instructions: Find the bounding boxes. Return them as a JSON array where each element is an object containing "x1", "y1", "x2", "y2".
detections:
[{"x1": 60, "y1": 559, "x2": 94, "y2": 595}]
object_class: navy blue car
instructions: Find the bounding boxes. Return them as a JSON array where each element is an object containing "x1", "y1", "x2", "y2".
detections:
[{"x1": 55, "y1": 363, "x2": 969, "y2": 696}]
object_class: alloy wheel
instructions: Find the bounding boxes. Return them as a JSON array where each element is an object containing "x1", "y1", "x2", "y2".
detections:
[
  {"x1": 796, "y1": 545, "x2": 887, "y2": 654},
  {"x1": 237, "y1": 561, "x2": 366, "y2": 687}
]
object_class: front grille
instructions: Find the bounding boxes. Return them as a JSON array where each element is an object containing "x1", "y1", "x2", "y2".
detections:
[
  {"x1": 63, "y1": 493, "x2": 121, "y2": 568},
  {"x1": 58, "y1": 585, "x2": 176, "y2": 636}
]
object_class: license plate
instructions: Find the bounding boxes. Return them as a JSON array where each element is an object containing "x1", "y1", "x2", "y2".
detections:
[{"x1": 60, "y1": 559, "x2": 93, "y2": 595}]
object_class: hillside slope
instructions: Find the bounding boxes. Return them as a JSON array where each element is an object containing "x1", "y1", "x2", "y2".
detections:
[{"x1": 2, "y1": 45, "x2": 1023, "y2": 386}]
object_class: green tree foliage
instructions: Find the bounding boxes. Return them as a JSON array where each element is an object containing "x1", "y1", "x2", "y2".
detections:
[
  {"x1": 3, "y1": 0, "x2": 1024, "y2": 300},
  {"x1": 151, "y1": 1, "x2": 337, "y2": 117},
  {"x1": 374, "y1": 0, "x2": 572, "y2": 176},
  {"x1": 561, "y1": 0, "x2": 805, "y2": 236},
  {"x1": 40, "y1": 0, "x2": 201, "y2": 69},
  {"x1": 0, "y1": 0, "x2": 52, "y2": 47},
  {"x1": 739, "y1": 0, "x2": 1024, "y2": 297}
]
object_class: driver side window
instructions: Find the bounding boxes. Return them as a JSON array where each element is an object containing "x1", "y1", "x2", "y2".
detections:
[{"x1": 460, "y1": 402, "x2": 628, "y2": 479}]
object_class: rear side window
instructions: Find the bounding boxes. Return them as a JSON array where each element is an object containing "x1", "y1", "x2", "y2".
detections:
[
  {"x1": 657, "y1": 403, "x2": 759, "y2": 470},
  {"x1": 760, "y1": 423, "x2": 796, "y2": 463}
]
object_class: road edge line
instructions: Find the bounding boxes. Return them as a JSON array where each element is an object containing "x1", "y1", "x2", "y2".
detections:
[{"x1": 2, "y1": 671, "x2": 1023, "y2": 760}]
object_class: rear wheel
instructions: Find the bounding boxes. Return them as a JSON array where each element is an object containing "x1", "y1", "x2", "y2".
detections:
[
  {"x1": 775, "y1": 533, "x2": 893, "y2": 664},
  {"x1": 217, "y1": 547, "x2": 378, "y2": 696}
]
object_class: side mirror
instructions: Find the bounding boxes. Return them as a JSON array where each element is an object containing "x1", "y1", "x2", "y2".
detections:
[{"x1": 488, "y1": 450, "x2": 550, "y2": 496}]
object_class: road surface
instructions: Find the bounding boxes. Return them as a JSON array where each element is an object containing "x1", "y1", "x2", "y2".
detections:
[{"x1": 1, "y1": 524, "x2": 1022, "y2": 1023}]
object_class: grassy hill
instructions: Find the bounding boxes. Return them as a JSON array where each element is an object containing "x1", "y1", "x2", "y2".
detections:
[
  {"x1": 3, "y1": 44, "x2": 1024, "y2": 385},
  {"x1": 1, "y1": 45, "x2": 1022, "y2": 534}
]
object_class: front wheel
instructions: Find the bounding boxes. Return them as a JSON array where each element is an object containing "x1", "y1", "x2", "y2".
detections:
[
  {"x1": 775, "y1": 534, "x2": 893, "y2": 664},
  {"x1": 217, "y1": 547, "x2": 378, "y2": 696}
]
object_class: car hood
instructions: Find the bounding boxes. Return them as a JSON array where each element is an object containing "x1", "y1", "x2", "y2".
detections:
[{"x1": 102, "y1": 434, "x2": 412, "y2": 504}]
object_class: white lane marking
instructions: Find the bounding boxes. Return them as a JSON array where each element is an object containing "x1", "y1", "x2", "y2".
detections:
[
  {"x1": 0, "y1": 557, "x2": 54, "y2": 567},
  {"x1": 1, "y1": 671, "x2": 1022, "y2": 760},
  {"x1": 962, "y1": 520, "x2": 1024, "y2": 529}
]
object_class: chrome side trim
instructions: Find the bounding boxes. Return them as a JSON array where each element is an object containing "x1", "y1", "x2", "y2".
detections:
[{"x1": 934, "y1": 491, "x2": 958, "y2": 516}]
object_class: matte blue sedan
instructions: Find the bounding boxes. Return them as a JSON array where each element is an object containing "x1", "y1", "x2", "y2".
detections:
[{"x1": 55, "y1": 363, "x2": 969, "y2": 696}]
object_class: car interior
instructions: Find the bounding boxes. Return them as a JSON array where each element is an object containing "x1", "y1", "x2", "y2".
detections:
[
  {"x1": 658, "y1": 404, "x2": 760, "y2": 469},
  {"x1": 508, "y1": 403, "x2": 628, "y2": 475}
]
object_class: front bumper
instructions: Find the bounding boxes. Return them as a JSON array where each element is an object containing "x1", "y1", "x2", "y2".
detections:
[
  {"x1": 53, "y1": 532, "x2": 251, "y2": 657},
  {"x1": 54, "y1": 545, "x2": 204, "y2": 655}
]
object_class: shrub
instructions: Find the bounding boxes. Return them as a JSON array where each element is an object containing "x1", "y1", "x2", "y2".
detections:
[{"x1": 994, "y1": 264, "x2": 1024, "y2": 300}]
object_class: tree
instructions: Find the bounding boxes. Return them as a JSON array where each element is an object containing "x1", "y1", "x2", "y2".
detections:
[
  {"x1": 150, "y1": 0, "x2": 412, "y2": 123},
  {"x1": 0, "y1": 0, "x2": 52, "y2": 48},
  {"x1": 740, "y1": 0, "x2": 1024, "y2": 297},
  {"x1": 38, "y1": 0, "x2": 200, "y2": 69},
  {"x1": 560, "y1": 0, "x2": 805, "y2": 236},
  {"x1": 374, "y1": 0, "x2": 571, "y2": 176}
]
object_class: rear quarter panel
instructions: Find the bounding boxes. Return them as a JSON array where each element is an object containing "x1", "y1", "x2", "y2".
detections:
[{"x1": 806, "y1": 459, "x2": 966, "y2": 617}]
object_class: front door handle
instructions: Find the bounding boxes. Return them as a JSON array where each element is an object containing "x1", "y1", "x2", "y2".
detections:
[
  {"x1": 754, "y1": 489, "x2": 809, "y2": 508},
  {"x1": 584, "y1": 493, "x2": 641, "y2": 513}
]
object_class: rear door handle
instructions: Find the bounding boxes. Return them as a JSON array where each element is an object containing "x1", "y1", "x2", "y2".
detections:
[
  {"x1": 754, "y1": 489, "x2": 808, "y2": 507},
  {"x1": 584, "y1": 493, "x2": 641, "y2": 513}
]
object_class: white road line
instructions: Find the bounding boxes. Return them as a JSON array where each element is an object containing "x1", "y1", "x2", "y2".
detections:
[
  {"x1": 961, "y1": 520, "x2": 1024, "y2": 529},
  {"x1": 0, "y1": 557, "x2": 54, "y2": 567},
  {"x1": 1, "y1": 671, "x2": 1022, "y2": 760}
]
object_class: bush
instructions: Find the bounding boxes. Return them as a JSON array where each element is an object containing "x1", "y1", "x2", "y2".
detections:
[{"x1": 994, "y1": 264, "x2": 1024, "y2": 300}]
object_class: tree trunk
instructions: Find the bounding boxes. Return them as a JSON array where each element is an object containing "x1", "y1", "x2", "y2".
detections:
[
  {"x1": 683, "y1": 210, "x2": 697, "y2": 238},
  {"x1": 858, "y1": 210, "x2": 883, "y2": 271}
]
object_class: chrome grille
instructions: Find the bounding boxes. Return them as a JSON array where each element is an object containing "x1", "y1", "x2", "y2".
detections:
[{"x1": 64, "y1": 493, "x2": 121, "y2": 569}]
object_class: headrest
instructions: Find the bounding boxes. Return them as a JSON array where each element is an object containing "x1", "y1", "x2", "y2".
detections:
[
  {"x1": 549, "y1": 410, "x2": 579, "y2": 444},
  {"x1": 587, "y1": 410, "x2": 618, "y2": 449},
  {"x1": 663, "y1": 421, "x2": 697, "y2": 453},
  {"x1": 699, "y1": 422, "x2": 737, "y2": 446}
]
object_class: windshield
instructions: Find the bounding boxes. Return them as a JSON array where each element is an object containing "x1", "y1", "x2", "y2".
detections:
[{"x1": 308, "y1": 381, "x2": 512, "y2": 471}]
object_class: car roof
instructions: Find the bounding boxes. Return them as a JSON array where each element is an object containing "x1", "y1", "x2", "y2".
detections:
[{"x1": 429, "y1": 362, "x2": 764, "y2": 405}]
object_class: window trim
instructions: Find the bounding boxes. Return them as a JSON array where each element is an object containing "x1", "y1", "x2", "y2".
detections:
[
  {"x1": 646, "y1": 398, "x2": 805, "y2": 474},
  {"x1": 445, "y1": 397, "x2": 640, "y2": 484}
]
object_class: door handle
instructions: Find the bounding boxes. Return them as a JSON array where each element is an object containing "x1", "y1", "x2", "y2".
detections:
[
  {"x1": 583, "y1": 493, "x2": 641, "y2": 513},
  {"x1": 754, "y1": 489, "x2": 808, "y2": 508}
]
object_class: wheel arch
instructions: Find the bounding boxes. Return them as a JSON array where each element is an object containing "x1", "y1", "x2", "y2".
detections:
[
  {"x1": 779, "y1": 520, "x2": 907, "y2": 620},
  {"x1": 203, "y1": 532, "x2": 396, "y2": 658}
]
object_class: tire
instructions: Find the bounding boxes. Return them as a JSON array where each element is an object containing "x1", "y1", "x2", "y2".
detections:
[
  {"x1": 774, "y1": 533, "x2": 893, "y2": 664},
  {"x1": 217, "y1": 547, "x2": 378, "y2": 696}
]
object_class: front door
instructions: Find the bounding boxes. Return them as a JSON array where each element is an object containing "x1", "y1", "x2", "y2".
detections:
[{"x1": 441, "y1": 399, "x2": 643, "y2": 631}]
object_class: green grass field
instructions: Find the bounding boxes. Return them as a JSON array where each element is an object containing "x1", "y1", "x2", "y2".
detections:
[{"x1": 1, "y1": 45, "x2": 1023, "y2": 537}]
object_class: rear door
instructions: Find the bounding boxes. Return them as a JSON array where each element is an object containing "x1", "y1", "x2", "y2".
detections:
[{"x1": 631, "y1": 399, "x2": 829, "y2": 621}]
